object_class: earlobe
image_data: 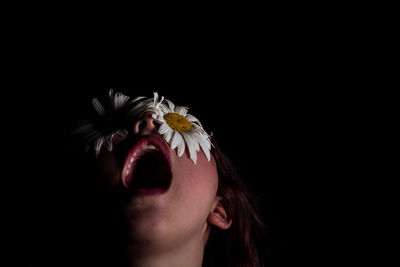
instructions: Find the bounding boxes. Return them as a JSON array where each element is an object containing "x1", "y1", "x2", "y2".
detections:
[{"x1": 207, "y1": 197, "x2": 232, "y2": 230}]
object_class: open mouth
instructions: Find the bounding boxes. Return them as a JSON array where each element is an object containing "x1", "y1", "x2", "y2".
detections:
[{"x1": 121, "y1": 136, "x2": 172, "y2": 195}]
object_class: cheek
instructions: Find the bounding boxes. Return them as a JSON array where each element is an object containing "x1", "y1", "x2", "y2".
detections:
[
  {"x1": 171, "y1": 152, "x2": 219, "y2": 214},
  {"x1": 188, "y1": 162, "x2": 218, "y2": 200}
]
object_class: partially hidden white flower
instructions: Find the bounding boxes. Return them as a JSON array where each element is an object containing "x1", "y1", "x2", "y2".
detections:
[
  {"x1": 72, "y1": 89, "x2": 148, "y2": 157},
  {"x1": 150, "y1": 92, "x2": 212, "y2": 164}
]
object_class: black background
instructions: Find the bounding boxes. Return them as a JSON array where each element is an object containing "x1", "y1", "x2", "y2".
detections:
[{"x1": 3, "y1": 12, "x2": 369, "y2": 266}]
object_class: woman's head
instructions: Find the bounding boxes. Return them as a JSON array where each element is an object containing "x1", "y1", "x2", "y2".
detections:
[
  {"x1": 95, "y1": 112, "x2": 231, "y2": 253},
  {"x1": 73, "y1": 90, "x2": 266, "y2": 267}
]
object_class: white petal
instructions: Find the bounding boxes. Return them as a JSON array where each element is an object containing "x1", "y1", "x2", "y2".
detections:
[
  {"x1": 164, "y1": 128, "x2": 174, "y2": 143},
  {"x1": 182, "y1": 133, "x2": 198, "y2": 164},
  {"x1": 105, "y1": 135, "x2": 113, "y2": 151},
  {"x1": 190, "y1": 147, "x2": 198, "y2": 164},
  {"x1": 153, "y1": 100, "x2": 168, "y2": 115},
  {"x1": 128, "y1": 101, "x2": 150, "y2": 117},
  {"x1": 187, "y1": 132, "x2": 200, "y2": 151},
  {"x1": 175, "y1": 106, "x2": 188, "y2": 116},
  {"x1": 152, "y1": 113, "x2": 165, "y2": 123},
  {"x1": 92, "y1": 98, "x2": 106, "y2": 117},
  {"x1": 159, "y1": 123, "x2": 170, "y2": 135},
  {"x1": 152, "y1": 105, "x2": 164, "y2": 116},
  {"x1": 165, "y1": 99, "x2": 175, "y2": 112},
  {"x1": 160, "y1": 102, "x2": 172, "y2": 114},
  {"x1": 197, "y1": 134, "x2": 211, "y2": 161},
  {"x1": 182, "y1": 132, "x2": 194, "y2": 149},
  {"x1": 114, "y1": 92, "x2": 130, "y2": 110},
  {"x1": 153, "y1": 92, "x2": 159, "y2": 106},
  {"x1": 192, "y1": 124, "x2": 209, "y2": 138},
  {"x1": 195, "y1": 129, "x2": 211, "y2": 148},
  {"x1": 185, "y1": 114, "x2": 201, "y2": 126},
  {"x1": 130, "y1": 96, "x2": 146, "y2": 104},
  {"x1": 203, "y1": 147, "x2": 211, "y2": 161},
  {"x1": 177, "y1": 140, "x2": 186, "y2": 157},
  {"x1": 94, "y1": 136, "x2": 105, "y2": 157},
  {"x1": 153, "y1": 92, "x2": 166, "y2": 111},
  {"x1": 170, "y1": 131, "x2": 183, "y2": 150}
]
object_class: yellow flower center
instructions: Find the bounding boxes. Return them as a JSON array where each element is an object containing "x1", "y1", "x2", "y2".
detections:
[{"x1": 164, "y1": 113, "x2": 192, "y2": 132}]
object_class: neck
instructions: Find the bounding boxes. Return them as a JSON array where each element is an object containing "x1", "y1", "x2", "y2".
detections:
[{"x1": 126, "y1": 229, "x2": 209, "y2": 267}]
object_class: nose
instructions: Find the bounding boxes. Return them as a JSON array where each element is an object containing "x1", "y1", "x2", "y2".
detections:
[{"x1": 132, "y1": 112, "x2": 160, "y2": 136}]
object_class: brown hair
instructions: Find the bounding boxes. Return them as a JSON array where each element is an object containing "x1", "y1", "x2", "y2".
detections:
[{"x1": 203, "y1": 138, "x2": 268, "y2": 267}]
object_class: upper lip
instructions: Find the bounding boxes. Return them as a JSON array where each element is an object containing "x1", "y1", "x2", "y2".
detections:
[{"x1": 121, "y1": 135, "x2": 171, "y2": 189}]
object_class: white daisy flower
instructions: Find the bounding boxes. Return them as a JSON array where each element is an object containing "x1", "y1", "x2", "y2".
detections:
[
  {"x1": 150, "y1": 92, "x2": 212, "y2": 164},
  {"x1": 72, "y1": 89, "x2": 150, "y2": 157}
]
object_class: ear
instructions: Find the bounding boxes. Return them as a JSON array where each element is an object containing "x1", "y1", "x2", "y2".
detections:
[{"x1": 207, "y1": 196, "x2": 232, "y2": 230}]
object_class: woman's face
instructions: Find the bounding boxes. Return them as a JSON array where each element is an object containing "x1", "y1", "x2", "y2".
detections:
[{"x1": 95, "y1": 112, "x2": 219, "y2": 249}]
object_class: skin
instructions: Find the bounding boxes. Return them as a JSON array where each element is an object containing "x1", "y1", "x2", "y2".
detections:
[{"x1": 95, "y1": 112, "x2": 231, "y2": 267}]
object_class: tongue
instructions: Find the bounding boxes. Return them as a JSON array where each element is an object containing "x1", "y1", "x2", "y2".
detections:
[{"x1": 130, "y1": 150, "x2": 171, "y2": 189}]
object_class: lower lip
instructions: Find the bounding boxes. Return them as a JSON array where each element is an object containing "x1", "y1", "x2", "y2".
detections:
[{"x1": 132, "y1": 188, "x2": 169, "y2": 195}]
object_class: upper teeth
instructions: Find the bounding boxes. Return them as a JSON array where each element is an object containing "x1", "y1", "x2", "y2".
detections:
[
  {"x1": 134, "y1": 145, "x2": 157, "y2": 154},
  {"x1": 133, "y1": 144, "x2": 158, "y2": 156},
  {"x1": 125, "y1": 144, "x2": 159, "y2": 178},
  {"x1": 144, "y1": 144, "x2": 157, "y2": 150}
]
